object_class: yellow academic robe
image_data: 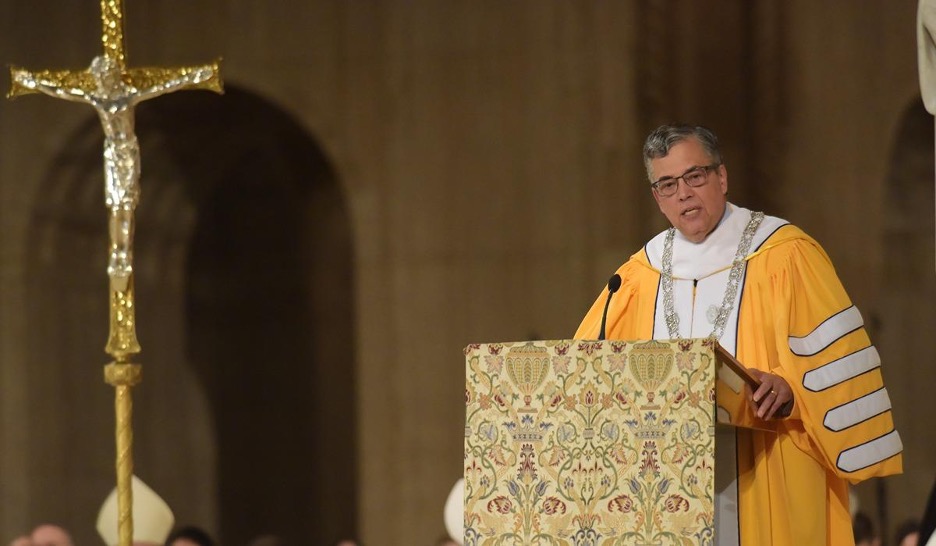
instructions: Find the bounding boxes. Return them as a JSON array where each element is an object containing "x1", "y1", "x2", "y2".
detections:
[{"x1": 576, "y1": 223, "x2": 902, "y2": 546}]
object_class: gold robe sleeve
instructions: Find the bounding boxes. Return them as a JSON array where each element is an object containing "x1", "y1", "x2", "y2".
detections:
[
  {"x1": 739, "y1": 226, "x2": 903, "y2": 483},
  {"x1": 734, "y1": 226, "x2": 903, "y2": 544}
]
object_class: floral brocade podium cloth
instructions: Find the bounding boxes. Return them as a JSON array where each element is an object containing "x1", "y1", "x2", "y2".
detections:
[{"x1": 464, "y1": 339, "x2": 718, "y2": 546}]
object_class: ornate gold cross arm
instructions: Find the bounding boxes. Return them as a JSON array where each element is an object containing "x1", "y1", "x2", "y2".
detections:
[
  {"x1": 8, "y1": 61, "x2": 224, "y2": 101},
  {"x1": 9, "y1": 0, "x2": 223, "y2": 102},
  {"x1": 7, "y1": 69, "x2": 96, "y2": 99},
  {"x1": 124, "y1": 62, "x2": 224, "y2": 95}
]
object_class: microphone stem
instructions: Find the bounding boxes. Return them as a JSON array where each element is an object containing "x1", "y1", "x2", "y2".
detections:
[{"x1": 599, "y1": 293, "x2": 613, "y2": 340}]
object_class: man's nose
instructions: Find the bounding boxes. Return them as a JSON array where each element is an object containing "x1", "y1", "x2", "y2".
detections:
[{"x1": 675, "y1": 177, "x2": 695, "y2": 199}]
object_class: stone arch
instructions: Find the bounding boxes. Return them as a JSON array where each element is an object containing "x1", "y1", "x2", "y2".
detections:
[
  {"x1": 24, "y1": 85, "x2": 356, "y2": 545},
  {"x1": 873, "y1": 97, "x2": 936, "y2": 537}
]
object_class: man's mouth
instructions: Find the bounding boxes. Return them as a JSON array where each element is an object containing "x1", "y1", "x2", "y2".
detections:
[{"x1": 681, "y1": 206, "x2": 701, "y2": 216}]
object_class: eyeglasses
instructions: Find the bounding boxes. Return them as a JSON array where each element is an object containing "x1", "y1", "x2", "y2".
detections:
[{"x1": 650, "y1": 164, "x2": 720, "y2": 197}]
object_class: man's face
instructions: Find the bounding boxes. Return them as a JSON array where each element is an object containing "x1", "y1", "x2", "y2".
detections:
[{"x1": 649, "y1": 137, "x2": 728, "y2": 243}]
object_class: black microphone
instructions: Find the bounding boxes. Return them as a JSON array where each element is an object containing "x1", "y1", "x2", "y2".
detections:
[{"x1": 598, "y1": 274, "x2": 622, "y2": 340}]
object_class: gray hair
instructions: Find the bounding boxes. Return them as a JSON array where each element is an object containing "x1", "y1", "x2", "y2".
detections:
[{"x1": 642, "y1": 124, "x2": 722, "y2": 182}]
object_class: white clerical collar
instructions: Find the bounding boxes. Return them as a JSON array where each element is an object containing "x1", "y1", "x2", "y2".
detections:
[
  {"x1": 673, "y1": 202, "x2": 733, "y2": 244},
  {"x1": 644, "y1": 203, "x2": 788, "y2": 280},
  {"x1": 669, "y1": 203, "x2": 747, "y2": 279}
]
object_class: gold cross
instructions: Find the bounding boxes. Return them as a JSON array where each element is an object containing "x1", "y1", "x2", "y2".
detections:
[
  {"x1": 9, "y1": 0, "x2": 222, "y2": 99},
  {"x1": 8, "y1": 3, "x2": 222, "y2": 546}
]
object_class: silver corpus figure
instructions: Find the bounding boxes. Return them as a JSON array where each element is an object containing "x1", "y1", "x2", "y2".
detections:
[{"x1": 12, "y1": 55, "x2": 218, "y2": 288}]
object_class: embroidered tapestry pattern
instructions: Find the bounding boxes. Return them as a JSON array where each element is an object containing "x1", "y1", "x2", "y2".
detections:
[{"x1": 464, "y1": 339, "x2": 717, "y2": 545}]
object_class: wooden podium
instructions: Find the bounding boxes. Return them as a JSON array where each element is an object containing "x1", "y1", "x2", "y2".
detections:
[{"x1": 463, "y1": 338, "x2": 754, "y2": 545}]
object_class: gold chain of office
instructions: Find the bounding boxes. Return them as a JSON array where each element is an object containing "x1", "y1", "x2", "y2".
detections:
[{"x1": 661, "y1": 211, "x2": 765, "y2": 341}]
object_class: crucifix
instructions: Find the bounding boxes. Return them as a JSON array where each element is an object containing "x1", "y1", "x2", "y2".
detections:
[{"x1": 8, "y1": 1, "x2": 222, "y2": 544}]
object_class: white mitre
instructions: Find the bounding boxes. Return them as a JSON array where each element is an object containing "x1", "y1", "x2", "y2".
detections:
[
  {"x1": 443, "y1": 478, "x2": 465, "y2": 546},
  {"x1": 96, "y1": 475, "x2": 175, "y2": 546},
  {"x1": 919, "y1": 0, "x2": 936, "y2": 114}
]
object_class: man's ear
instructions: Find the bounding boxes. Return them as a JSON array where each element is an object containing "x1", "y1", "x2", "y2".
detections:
[{"x1": 718, "y1": 164, "x2": 729, "y2": 195}]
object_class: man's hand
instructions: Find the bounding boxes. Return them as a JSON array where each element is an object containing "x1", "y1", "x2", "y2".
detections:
[{"x1": 748, "y1": 369, "x2": 794, "y2": 420}]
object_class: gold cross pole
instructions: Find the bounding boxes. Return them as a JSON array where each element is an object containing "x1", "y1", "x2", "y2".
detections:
[{"x1": 8, "y1": 2, "x2": 222, "y2": 545}]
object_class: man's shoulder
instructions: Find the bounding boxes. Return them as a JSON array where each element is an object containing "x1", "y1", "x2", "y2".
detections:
[
  {"x1": 751, "y1": 222, "x2": 833, "y2": 264},
  {"x1": 759, "y1": 222, "x2": 818, "y2": 248},
  {"x1": 621, "y1": 246, "x2": 655, "y2": 270},
  {"x1": 642, "y1": 226, "x2": 678, "y2": 270}
]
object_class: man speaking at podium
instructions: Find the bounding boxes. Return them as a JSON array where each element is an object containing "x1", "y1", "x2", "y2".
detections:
[{"x1": 576, "y1": 125, "x2": 902, "y2": 545}]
